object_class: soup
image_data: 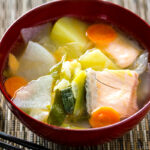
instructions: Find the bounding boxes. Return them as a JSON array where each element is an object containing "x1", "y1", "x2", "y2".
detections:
[{"x1": 3, "y1": 17, "x2": 149, "y2": 129}]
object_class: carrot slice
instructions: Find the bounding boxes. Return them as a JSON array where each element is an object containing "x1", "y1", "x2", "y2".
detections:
[
  {"x1": 87, "y1": 24, "x2": 117, "y2": 46},
  {"x1": 4, "y1": 76, "x2": 28, "y2": 97},
  {"x1": 89, "y1": 106, "x2": 120, "y2": 128}
]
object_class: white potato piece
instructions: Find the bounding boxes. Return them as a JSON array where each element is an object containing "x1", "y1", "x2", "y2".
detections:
[
  {"x1": 104, "y1": 34, "x2": 140, "y2": 68},
  {"x1": 13, "y1": 75, "x2": 53, "y2": 122},
  {"x1": 86, "y1": 69, "x2": 139, "y2": 119},
  {"x1": 16, "y1": 41, "x2": 56, "y2": 81}
]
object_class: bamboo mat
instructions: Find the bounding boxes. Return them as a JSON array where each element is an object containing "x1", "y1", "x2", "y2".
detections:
[{"x1": 0, "y1": 0, "x2": 150, "y2": 149}]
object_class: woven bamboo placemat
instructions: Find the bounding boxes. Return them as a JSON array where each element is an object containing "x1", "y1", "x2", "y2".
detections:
[{"x1": 0, "y1": 0, "x2": 150, "y2": 149}]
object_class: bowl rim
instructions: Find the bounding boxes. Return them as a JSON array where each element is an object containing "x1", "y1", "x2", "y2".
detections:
[{"x1": 0, "y1": 0, "x2": 150, "y2": 132}]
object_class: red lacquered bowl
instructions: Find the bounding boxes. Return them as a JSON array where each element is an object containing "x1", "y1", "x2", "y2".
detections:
[{"x1": 0, "y1": 0, "x2": 150, "y2": 146}]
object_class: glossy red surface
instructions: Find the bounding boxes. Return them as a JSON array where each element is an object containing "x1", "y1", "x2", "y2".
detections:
[{"x1": 0, "y1": 0, "x2": 150, "y2": 145}]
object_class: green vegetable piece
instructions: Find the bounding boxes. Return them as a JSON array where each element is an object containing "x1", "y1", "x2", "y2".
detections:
[
  {"x1": 49, "y1": 55, "x2": 66, "y2": 80},
  {"x1": 48, "y1": 89, "x2": 66, "y2": 126},
  {"x1": 49, "y1": 61, "x2": 62, "y2": 80},
  {"x1": 72, "y1": 70, "x2": 86, "y2": 120},
  {"x1": 61, "y1": 87, "x2": 75, "y2": 114}
]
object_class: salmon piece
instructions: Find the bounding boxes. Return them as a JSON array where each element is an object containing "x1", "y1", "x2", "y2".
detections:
[
  {"x1": 103, "y1": 35, "x2": 140, "y2": 68},
  {"x1": 86, "y1": 69, "x2": 139, "y2": 119}
]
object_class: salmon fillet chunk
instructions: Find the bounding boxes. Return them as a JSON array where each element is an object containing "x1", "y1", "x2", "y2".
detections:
[
  {"x1": 86, "y1": 69, "x2": 139, "y2": 119},
  {"x1": 104, "y1": 35, "x2": 140, "y2": 68}
]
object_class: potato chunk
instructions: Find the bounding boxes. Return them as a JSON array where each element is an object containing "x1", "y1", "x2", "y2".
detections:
[
  {"x1": 50, "y1": 17, "x2": 91, "y2": 54},
  {"x1": 79, "y1": 48, "x2": 119, "y2": 71}
]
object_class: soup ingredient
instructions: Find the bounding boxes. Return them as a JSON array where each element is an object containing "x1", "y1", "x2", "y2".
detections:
[
  {"x1": 89, "y1": 106, "x2": 120, "y2": 128},
  {"x1": 87, "y1": 24, "x2": 117, "y2": 46},
  {"x1": 72, "y1": 70, "x2": 86, "y2": 120},
  {"x1": 48, "y1": 89, "x2": 66, "y2": 126},
  {"x1": 54, "y1": 79, "x2": 70, "y2": 91},
  {"x1": 29, "y1": 109, "x2": 49, "y2": 123},
  {"x1": 102, "y1": 34, "x2": 140, "y2": 68},
  {"x1": 61, "y1": 87, "x2": 75, "y2": 114},
  {"x1": 50, "y1": 17, "x2": 91, "y2": 53},
  {"x1": 53, "y1": 42, "x2": 84, "y2": 62},
  {"x1": 8, "y1": 53, "x2": 19, "y2": 75},
  {"x1": 137, "y1": 63, "x2": 150, "y2": 107},
  {"x1": 53, "y1": 46, "x2": 65, "y2": 62},
  {"x1": 49, "y1": 55, "x2": 66, "y2": 81},
  {"x1": 48, "y1": 65, "x2": 87, "y2": 124},
  {"x1": 61, "y1": 61, "x2": 73, "y2": 80},
  {"x1": 61, "y1": 60, "x2": 81, "y2": 81},
  {"x1": 130, "y1": 51, "x2": 148, "y2": 75},
  {"x1": 79, "y1": 48, "x2": 118, "y2": 71},
  {"x1": 21, "y1": 23, "x2": 52, "y2": 44},
  {"x1": 13, "y1": 75, "x2": 53, "y2": 121},
  {"x1": 4, "y1": 76, "x2": 27, "y2": 97},
  {"x1": 8, "y1": 16, "x2": 148, "y2": 128},
  {"x1": 16, "y1": 41, "x2": 56, "y2": 81},
  {"x1": 21, "y1": 23, "x2": 57, "y2": 52},
  {"x1": 34, "y1": 23, "x2": 57, "y2": 52},
  {"x1": 86, "y1": 69, "x2": 139, "y2": 118},
  {"x1": 69, "y1": 60, "x2": 82, "y2": 76},
  {"x1": 50, "y1": 62, "x2": 86, "y2": 122},
  {"x1": 64, "y1": 42, "x2": 84, "y2": 59}
]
